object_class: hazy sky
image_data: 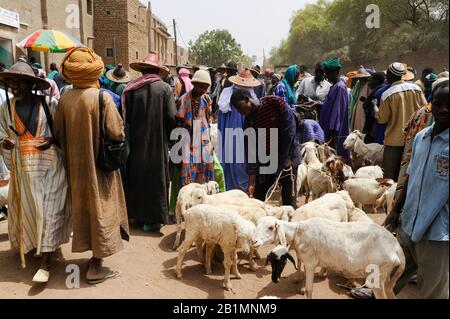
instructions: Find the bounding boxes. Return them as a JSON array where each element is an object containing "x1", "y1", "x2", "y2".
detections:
[{"x1": 142, "y1": 0, "x2": 315, "y2": 65}]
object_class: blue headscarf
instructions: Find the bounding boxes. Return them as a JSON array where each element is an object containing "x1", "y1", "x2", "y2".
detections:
[{"x1": 282, "y1": 65, "x2": 299, "y2": 106}]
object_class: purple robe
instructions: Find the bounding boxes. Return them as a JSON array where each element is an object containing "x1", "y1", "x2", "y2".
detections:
[{"x1": 319, "y1": 81, "x2": 350, "y2": 158}]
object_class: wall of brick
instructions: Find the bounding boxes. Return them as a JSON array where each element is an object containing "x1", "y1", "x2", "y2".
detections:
[
  {"x1": 342, "y1": 49, "x2": 449, "y2": 77},
  {"x1": 127, "y1": 0, "x2": 148, "y2": 72},
  {"x1": 94, "y1": 0, "x2": 184, "y2": 77},
  {"x1": 93, "y1": 0, "x2": 128, "y2": 68}
]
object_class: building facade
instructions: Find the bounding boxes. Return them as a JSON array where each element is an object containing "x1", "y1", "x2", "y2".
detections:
[
  {"x1": 0, "y1": 0, "x2": 94, "y2": 69},
  {"x1": 94, "y1": 0, "x2": 188, "y2": 76}
]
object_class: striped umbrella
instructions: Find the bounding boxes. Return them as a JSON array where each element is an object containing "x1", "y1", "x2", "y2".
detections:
[{"x1": 17, "y1": 29, "x2": 84, "y2": 53}]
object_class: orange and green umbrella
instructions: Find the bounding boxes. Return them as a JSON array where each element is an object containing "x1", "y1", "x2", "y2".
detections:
[{"x1": 17, "y1": 29, "x2": 84, "y2": 53}]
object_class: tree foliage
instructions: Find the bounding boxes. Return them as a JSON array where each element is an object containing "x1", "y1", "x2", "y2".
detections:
[
  {"x1": 189, "y1": 30, "x2": 244, "y2": 67},
  {"x1": 270, "y1": 0, "x2": 449, "y2": 66}
]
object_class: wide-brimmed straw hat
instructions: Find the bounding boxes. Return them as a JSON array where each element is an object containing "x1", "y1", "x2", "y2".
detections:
[
  {"x1": 130, "y1": 51, "x2": 164, "y2": 74},
  {"x1": 350, "y1": 66, "x2": 371, "y2": 79},
  {"x1": 106, "y1": 63, "x2": 132, "y2": 83},
  {"x1": 160, "y1": 65, "x2": 170, "y2": 77},
  {"x1": 165, "y1": 64, "x2": 177, "y2": 75},
  {"x1": 249, "y1": 65, "x2": 261, "y2": 78},
  {"x1": 402, "y1": 64, "x2": 415, "y2": 81},
  {"x1": 0, "y1": 60, "x2": 50, "y2": 90},
  {"x1": 217, "y1": 63, "x2": 227, "y2": 73},
  {"x1": 228, "y1": 69, "x2": 261, "y2": 88}
]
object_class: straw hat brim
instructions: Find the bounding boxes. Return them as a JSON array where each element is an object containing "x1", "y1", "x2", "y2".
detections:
[
  {"x1": 129, "y1": 61, "x2": 163, "y2": 73},
  {"x1": 402, "y1": 70, "x2": 415, "y2": 81},
  {"x1": 350, "y1": 73, "x2": 371, "y2": 79},
  {"x1": 0, "y1": 72, "x2": 50, "y2": 90},
  {"x1": 228, "y1": 75, "x2": 261, "y2": 88},
  {"x1": 105, "y1": 69, "x2": 132, "y2": 84}
]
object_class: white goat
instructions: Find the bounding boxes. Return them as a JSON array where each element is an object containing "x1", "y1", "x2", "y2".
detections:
[
  {"x1": 348, "y1": 207, "x2": 375, "y2": 223},
  {"x1": 173, "y1": 181, "x2": 222, "y2": 249},
  {"x1": 266, "y1": 206, "x2": 295, "y2": 221},
  {"x1": 302, "y1": 142, "x2": 334, "y2": 202},
  {"x1": 344, "y1": 178, "x2": 394, "y2": 213},
  {"x1": 188, "y1": 188, "x2": 268, "y2": 211},
  {"x1": 296, "y1": 163, "x2": 308, "y2": 197},
  {"x1": 355, "y1": 166, "x2": 384, "y2": 179},
  {"x1": 316, "y1": 143, "x2": 337, "y2": 163},
  {"x1": 176, "y1": 204, "x2": 256, "y2": 291},
  {"x1": 343, "y1": 131, "x2": 384, "y2": 165},
  {"x1": 253, "y1": 216, "x2": 405, "y2": 299},
  {"x1": 375, "y1": 183, "x2": 398, "y2": 215},
  {"x1": 290, "y1": 191, "x2": 352, "y2": 223}
]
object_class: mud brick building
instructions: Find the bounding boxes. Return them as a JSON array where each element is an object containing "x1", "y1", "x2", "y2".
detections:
[{"x1": 0, "y1": 0, "x2": 94, "y2": 69}]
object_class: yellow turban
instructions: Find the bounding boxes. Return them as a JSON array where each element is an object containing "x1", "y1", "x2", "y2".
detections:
[{"x1": 60, "y1": 47, "x2": 104, "y2": 89}]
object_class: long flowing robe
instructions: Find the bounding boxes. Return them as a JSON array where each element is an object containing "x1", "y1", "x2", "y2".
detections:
[
  {"x1": 319, "y1": 81, "x2": 350, "y2": 159},
  {"x1": 351, "y1": 81, "x2": 370, "y2": 131},
  {"x1": 169, "y1": 92, "x2": 215, "y2": 213},
  {"x1": 348, "y1": 81, "x2": 361, "y2": 120},
  {"x1": 217, "y1": 86, "x2": 256, "y2": 191},
  {"x1": 54, "y1": 88, "x2": 129, "y2": 259},
  {"x1": 0, "y1": 97, "x2": 71, "y2": 256},
  {"x1": 124, "y1": 81, "x2": 177, "y2": 226}
]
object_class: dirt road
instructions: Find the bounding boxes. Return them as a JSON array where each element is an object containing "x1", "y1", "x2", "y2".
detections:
[{"x1": 0, "y1": 214, "x2": 420, "y2": 299}]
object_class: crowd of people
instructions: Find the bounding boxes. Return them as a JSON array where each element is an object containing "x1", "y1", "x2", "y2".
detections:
[{"x1": 0, "y1": 47, "x2": 448, "y2": 299}]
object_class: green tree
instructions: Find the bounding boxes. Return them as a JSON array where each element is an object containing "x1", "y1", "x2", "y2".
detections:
[
  {"x1": 270, "y1": 0, "x2": 449, "y2": 66},
  {"x1": 189, "y1": 30, "x2": 244, "y2": 67}
]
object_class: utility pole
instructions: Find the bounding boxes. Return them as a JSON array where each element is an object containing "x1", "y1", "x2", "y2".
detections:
[
  {"x1": 40, "y1": 0, "x2": 49, "y2": 71},
  {"x1": 173, "y1": 19, "x2": 178, "y2": 66},
  {"x1": 263, "y1": 48, "x2": 266, "y2": 70},
  {"x1": 78, "y1": 0, "x2": 85, "y2": 45}
]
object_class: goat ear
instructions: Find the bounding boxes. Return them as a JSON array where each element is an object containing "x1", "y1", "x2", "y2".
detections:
[
  {"x1": 275, "y1": 222, "x2": 287, "y2": 246},
  {"x1": 286, "y1": 253, "x2": 297, "y2": 270}
]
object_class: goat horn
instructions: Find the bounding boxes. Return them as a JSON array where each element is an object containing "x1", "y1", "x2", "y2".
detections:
[
  {"x1": 326, "y1": 137, "x2": 333, "y2": 145},
  {"x1": 286, "y1": 253, "x2": 297, "y2": 270}
]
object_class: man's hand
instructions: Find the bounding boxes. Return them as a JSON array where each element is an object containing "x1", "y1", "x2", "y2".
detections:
[
  {"x1": 283, "y1": 160, "x2": 292, "y2": 169},
  {"x1": 247, "y1": 175, "x2": 256, "y2": 198},
  {"x1": 35, "y1": 138, "x2": 54, "y2": 151},
  {"x1": 2, "y1": 139, "x2": 15, "y2": 150},
  {"x1": 247, "y1": 184, "x2": 255, "y2": 198},
  {"x1": 372, "y1": 100, "x2": 380, "y2": 113},
  {"x1": 383, "y1": 210, "x2": 401, "y2": 233}
]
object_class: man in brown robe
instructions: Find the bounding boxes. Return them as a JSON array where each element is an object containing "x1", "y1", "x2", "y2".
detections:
[
  {"x1": 55, "y1": 47, "x2": 129, "y2": 284},
  {"x1": 122, "y1": 52, "x2": 177, "y2": 233}
]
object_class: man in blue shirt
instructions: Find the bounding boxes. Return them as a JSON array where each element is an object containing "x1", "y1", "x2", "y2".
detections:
[{"x1": 385, "y1": 78, "x2": 449, "y2": 299}]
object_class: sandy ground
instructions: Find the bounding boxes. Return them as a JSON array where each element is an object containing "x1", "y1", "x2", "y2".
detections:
[{"x1": 0, "y1": 207, "x2": 420, "y2": 299}]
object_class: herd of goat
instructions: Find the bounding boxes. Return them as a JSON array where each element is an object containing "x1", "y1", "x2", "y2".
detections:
[
  {"x1": 173, "y1": 130, "x2": 405, "y2": 299},
  {"x1": 0, "y1": 129, "x2": 404, "y2": 299}
]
